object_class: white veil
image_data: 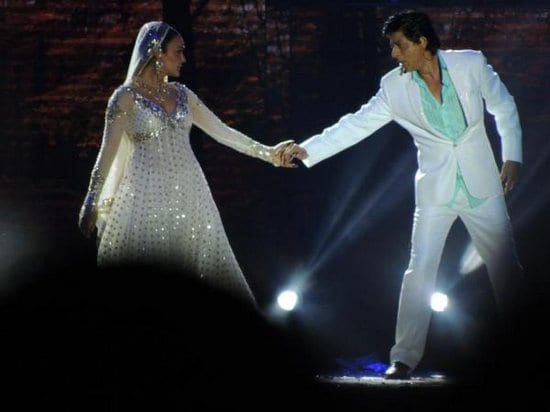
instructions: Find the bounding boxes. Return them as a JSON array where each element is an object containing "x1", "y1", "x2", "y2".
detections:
[
  {"x1": 123, "y1": 21, "x2": 174, "y2": 85},
  {"x1": 96, "y1": 21, "x2": 176, "y2": 237}
]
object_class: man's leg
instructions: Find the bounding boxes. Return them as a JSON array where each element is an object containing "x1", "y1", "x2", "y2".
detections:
[
  {"x1": 460, "y1": 195, "x2": 524, "y2": 321},
  {"x1": 389, "y1": 205, "x2": 457, "y2": 372}
]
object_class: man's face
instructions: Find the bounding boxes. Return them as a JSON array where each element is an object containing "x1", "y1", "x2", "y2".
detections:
[{"x1": 388, "y1": 31, "x2": 426, "y2": 73}]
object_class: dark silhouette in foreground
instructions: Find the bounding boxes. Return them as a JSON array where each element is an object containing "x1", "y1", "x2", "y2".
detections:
[{"x1": 0, "y1": 262, "x2": 327, "y2": 410}]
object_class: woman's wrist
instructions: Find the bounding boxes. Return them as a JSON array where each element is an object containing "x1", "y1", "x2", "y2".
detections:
[{"x1": 248, "y1": 142, "x2": 273, "y2": 164}]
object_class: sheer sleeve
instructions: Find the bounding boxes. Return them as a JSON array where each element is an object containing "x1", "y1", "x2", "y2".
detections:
[
  {"x1": 184, "y1": 85, "x2": 274, "y2": 163},
  {"x1": 83, "y1": 86, "x2": 134, "y2": 212}
]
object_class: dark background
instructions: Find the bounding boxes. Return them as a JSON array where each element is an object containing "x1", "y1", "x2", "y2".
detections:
[{"x1": 1, "y1": 0, "x2": 549, "y2": 398}]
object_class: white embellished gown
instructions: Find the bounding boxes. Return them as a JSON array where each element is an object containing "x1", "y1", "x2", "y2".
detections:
[{"x1": 84, "y1": 83, "x2": 272, "y2": 304}]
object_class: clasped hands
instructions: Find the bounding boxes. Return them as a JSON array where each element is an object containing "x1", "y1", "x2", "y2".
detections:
[{"x1": 270, "y1": 140, "x2": 308, "y2": 168}]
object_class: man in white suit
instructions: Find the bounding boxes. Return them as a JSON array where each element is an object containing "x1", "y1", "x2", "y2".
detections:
[{"x1": 281, "y1": 10, "x2": 523, "y2": 379}]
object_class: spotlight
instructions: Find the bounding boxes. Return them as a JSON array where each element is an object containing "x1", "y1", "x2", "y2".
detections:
[
  {"x1": 430, "y1": 292, "x2": 448, "y2": 312},
  {"x1": 459, "y1": 242, "x2": 483, "y2": 276},
  {"x1": 277, "y1": 290, "x2": 299, "y2": 311}
]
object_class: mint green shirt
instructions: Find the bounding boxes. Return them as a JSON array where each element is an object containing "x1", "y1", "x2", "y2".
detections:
[{"x1": 412, "y1": 52, "x2": 486, "y2": 208}]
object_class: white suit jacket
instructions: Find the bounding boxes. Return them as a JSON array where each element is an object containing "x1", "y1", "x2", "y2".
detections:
[{"x1": 300, "y1": 49, "x2": 522, "y2": 207}]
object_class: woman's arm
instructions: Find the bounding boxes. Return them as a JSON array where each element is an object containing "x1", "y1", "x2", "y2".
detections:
[
  {"x1": 78, "y1": 87, "x2": 133, "y2": 237},
  {"x1": 185, "y1": 86, "x2": 294, "y2": 167}
]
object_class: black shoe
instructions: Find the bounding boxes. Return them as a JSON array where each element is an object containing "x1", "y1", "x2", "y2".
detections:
[{"x1": 383, "y1": 361, "x2": 411, "y2": 380}]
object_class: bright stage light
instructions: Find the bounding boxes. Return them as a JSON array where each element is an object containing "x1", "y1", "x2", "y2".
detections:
[
  {"x1": 430, "y1": 292, "x2": 448, "y2": 312},
  {"x1": 277, "y1": 290, "x2": 299, "y2": 311},
  {"x1": 459, "y1": 242, "x2": 483, "y2": 276}
]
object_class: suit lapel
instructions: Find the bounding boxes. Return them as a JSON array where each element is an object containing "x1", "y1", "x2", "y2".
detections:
[
  {"x1": 404, "y1": 73, "x2": 448, "y2": 140},
  {"x1": 439, "y1": 52, "x2": 472, "y2": 136}
]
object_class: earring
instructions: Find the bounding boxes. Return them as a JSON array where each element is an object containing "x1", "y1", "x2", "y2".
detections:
[{"x1": 154, "y1": 59, "x2": 164, "y2": 76}]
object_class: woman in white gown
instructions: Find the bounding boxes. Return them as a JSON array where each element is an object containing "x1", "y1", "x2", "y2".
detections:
[{"x1": 78, "y1": 22, "x2": 297, "y2": 304}]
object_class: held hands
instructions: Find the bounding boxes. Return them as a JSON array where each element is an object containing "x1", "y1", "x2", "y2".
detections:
[
  {"x1": 270, "y1": 140, "x2": 308, "y2": 168},
  {"x1": 500, "y1": 160, "x2": 521, "y2": 194}
]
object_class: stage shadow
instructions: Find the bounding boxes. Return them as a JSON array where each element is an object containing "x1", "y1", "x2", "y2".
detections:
[{"x1": 0, "y1": 260, "x2": 336, "y2": 410}]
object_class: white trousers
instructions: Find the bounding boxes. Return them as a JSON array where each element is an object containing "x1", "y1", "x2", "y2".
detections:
[{"x1": 389, "y1": 193, "x2": 523, "y2": 370}]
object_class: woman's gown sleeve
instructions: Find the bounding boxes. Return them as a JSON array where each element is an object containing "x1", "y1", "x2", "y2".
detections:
[
  {"x1": 82, "y1": 87, "x2": 134, "y2": 236},
  {"x1": 185, "y1": 86, "x2": 274, "y2": 163}
]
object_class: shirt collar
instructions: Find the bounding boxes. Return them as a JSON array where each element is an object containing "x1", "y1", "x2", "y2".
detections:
[{"x1": 412, "y1": 50, "x2": 449, "y2": 87}]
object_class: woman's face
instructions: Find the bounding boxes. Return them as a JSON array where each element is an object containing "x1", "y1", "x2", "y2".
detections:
[{"x1": 160, "y1": 35, "x2": 186, "y2": 77}]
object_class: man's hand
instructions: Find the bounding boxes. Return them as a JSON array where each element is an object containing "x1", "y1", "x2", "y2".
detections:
[
  {"x1": 500, "y1": 160, "x2": 522, "y2": 194},
  {"x1": 271, "y1": 140, "x2": 308, "y2": 168},
  {"x1": 283, "y1": 143, "x2": 308, "y2": 162}
]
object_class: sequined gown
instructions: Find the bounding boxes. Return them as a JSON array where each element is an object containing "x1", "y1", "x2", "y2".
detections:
[{"x1": 85, "y1": 83, "x2": 272, "y2": 304}]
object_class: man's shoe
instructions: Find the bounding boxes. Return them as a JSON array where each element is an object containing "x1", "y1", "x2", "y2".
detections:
[{"x1": 383, "y1": 361, "x2": 411, "y2": 380}]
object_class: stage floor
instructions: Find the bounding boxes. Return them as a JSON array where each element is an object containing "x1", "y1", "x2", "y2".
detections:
[{"x1": 319, "y1": 373, "x2": 452, "y2": 387}]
